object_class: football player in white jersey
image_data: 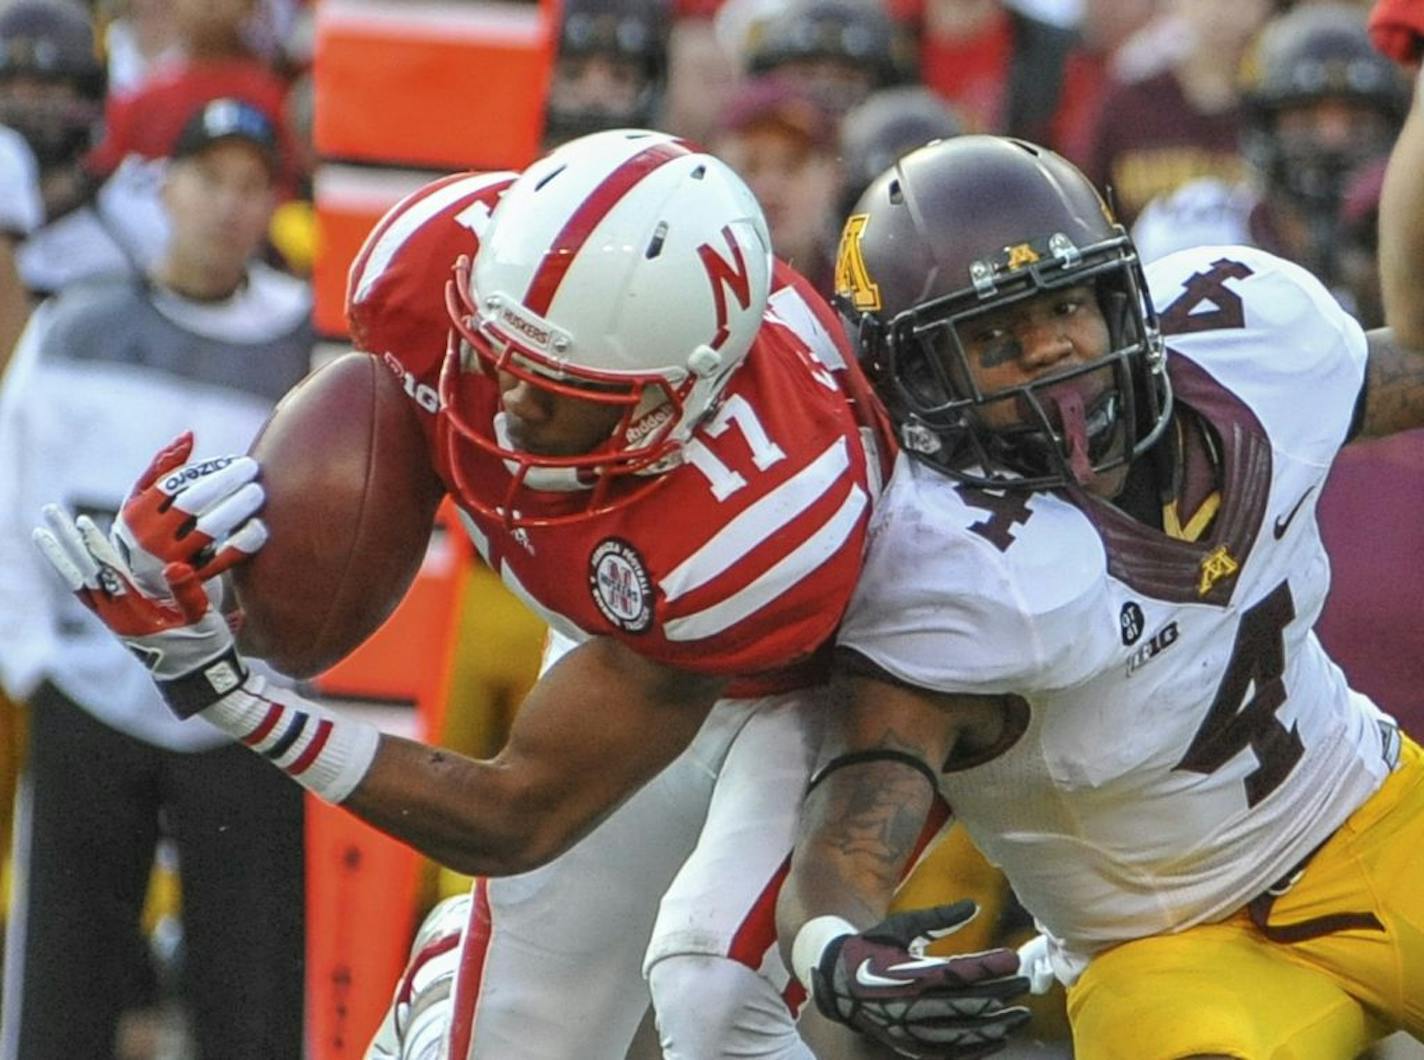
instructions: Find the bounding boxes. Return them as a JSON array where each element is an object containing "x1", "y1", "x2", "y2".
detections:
[{"x1": 778, "y1": 122, "x2": 1424, "y2": 1058}]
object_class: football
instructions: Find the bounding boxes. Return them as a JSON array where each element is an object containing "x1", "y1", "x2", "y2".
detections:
[{"x1": 232, "y1": 352, "x2": 445, "y2": 678}]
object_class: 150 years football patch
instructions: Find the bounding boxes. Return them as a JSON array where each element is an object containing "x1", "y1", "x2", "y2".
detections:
[{"x1": 589, "y1": 538, "x2": 653, "y2": 632}]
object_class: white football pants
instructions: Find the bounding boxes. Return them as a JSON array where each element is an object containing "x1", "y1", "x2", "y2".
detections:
[{"x1": 367, "y1": 687, "x2": 824, "y2": 1060}]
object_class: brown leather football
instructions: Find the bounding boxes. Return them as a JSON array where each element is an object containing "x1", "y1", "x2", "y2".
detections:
[{"x1": 233, "y1": 352, "x2": 445, "y2": 678}]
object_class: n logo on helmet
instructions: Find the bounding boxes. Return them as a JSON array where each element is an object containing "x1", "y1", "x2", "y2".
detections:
[
  {"x1": 697, "y1": 226, "x2": 753, "y2": 351},
  {"x1": 834, "y1": 214, "x2": 881, "y2": 312}
]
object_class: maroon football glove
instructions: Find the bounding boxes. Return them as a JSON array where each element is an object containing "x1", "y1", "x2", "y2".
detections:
[
  {"x1": 811, "y1": 901, "x2": 1032, "y2": 1059},
  {"x1": 1369, "y1": 0, "x2": 1424, "y2": 66}
]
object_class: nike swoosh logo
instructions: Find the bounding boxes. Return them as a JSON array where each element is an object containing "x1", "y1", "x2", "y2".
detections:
[
  {"x1": 1273, "y1": 486, "x2": 1315, "y2": 539},
  {"x1": 854, "y1": 955, "x2": 951, "y2": 988},
  {"x1": 855, "y1": 959, "x2": 914, "y2": 988}
]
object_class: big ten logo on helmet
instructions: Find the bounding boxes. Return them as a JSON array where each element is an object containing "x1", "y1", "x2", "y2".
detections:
[
  {"x1": 696, "y1": 226, "x2": 754, "y2": 352},
  {"x1": 382, "y1": 351, "x2": 439, "y2": 414},
  {"x1": 588, "y1": 537, "x2": 653, "y2": 632}
]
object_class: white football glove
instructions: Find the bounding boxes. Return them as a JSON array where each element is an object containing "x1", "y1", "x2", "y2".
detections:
[
  {"x1": 110, "y1": 431, "x2": 267, "y2": 601},
  {"x1": 36, "y1": 504, "x2": 248, "y2": 718}
]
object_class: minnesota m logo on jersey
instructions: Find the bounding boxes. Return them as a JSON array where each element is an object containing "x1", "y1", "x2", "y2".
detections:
[
  {"x1": 1199, "y1": 545, "x2": 1240, "y2": 596},
  {"x1": 835, "y1": 214, "x2": 881, "y2": 312}
]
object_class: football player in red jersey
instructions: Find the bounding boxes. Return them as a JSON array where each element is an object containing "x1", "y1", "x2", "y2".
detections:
[{"x1": 31, "y1": 129, "x2": 1037, "y2": 1058}]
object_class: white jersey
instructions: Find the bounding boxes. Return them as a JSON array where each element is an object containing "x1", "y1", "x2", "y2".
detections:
[{"x1": 839, "y1": 244, "x2": 1398, "y2": 982}]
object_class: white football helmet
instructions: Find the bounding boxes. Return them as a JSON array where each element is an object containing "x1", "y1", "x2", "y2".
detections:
[{"x1": 442, "y1": 128, "x2": 773, "y2": 525}]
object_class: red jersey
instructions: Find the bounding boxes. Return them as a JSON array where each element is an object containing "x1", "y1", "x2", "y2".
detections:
[{"x1": 347, "y1": 172, "x2": 894, "y2": 693}]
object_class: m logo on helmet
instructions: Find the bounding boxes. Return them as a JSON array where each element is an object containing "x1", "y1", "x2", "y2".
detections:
[
  {"x1": 834, "y1": 214, "x2": 881, "y2": 312},
  {"x1": 1005, "y1": 243, "x2": 1040, "y2": 270},
  {"x1": 697, "y1": 227, "x2": 753, "y2": 352}
]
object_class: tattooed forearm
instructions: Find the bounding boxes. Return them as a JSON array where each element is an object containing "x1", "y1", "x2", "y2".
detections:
[
  {"x1": 823, "y1": 756, "x2": 936, "y2": 865},
  {"x1": 1360, "y1": 329, "x2": 1424, "y2": 438},
  {"x1": 788, "y1": 722, "x2": 945, "y2": 925}
]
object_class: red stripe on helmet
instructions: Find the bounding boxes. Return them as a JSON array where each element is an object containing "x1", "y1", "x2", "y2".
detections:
[{"x1": 522, "y1": 140, "x2": 688, "y2": 316}]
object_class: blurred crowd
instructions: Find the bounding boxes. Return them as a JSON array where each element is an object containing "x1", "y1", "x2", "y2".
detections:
[
  {"x1": 0, "y1": 0, "x2": 1406, "y2": 346},
  {"x1": 0, "y1": 0, "x2": 1417, "y2": 1057}
]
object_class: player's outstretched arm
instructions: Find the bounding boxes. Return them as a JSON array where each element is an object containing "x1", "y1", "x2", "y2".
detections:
[
  {"x1": 345, "y1": 637, "x2": 725, "y2": 876},
  {"x1": 34, "y1": 496, "x2": 725, "y2": 879},
  {"x1": 777, "y1": 668, "x2": 1032, "y2": 1059}
]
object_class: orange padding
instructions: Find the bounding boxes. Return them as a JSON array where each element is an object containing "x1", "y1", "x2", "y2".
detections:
[
  {"x1": 305, "y1": 793, "x2": 422, "y2": 1059},
  {"x1": 312, "y1": 165, "x2": 438, "y2": 338},
  {"x1": 305, "y1": 504, "x2": 472, "y2": 1059},
  {"x1": 314, "y1": 0, "x2": 557, "y2": 172}
]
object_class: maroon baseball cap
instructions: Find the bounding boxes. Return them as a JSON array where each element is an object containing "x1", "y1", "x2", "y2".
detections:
[{"x1": 716, "y1": 75, "x2": 839, "y2": 151}]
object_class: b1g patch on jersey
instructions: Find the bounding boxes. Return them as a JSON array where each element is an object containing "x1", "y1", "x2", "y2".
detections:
[{"x1": 589, "y1": 538, "x2": 653, "y2": 633}]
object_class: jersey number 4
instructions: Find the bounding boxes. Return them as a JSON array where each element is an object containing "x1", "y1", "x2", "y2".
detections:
[{"x1": 1176, "y1": 580, "x2": 1304, "y2": 807}]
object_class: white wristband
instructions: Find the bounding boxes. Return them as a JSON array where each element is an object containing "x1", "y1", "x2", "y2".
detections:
[
  {"x1": 199, "y1": 673, "x2": 381, "y2": 804},
  {"x1": 791, "y1": 915, "x2": 856, "y2": 994}
]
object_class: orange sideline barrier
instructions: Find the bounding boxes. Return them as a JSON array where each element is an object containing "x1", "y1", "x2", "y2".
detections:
[
  {"x1": 307, "y1": 1, "x2": 556, "y2": 1048},
  {"x1": 305, "y1": 509, "x2": 472, "y2": 1058},
  {"x1": 313, "y1": 0, "x2": 556, "y2": 172}
]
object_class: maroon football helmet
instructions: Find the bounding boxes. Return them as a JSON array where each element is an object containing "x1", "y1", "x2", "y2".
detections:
[{"x1": 834, "y1": 135, "x2": 1171, "y2": 490}]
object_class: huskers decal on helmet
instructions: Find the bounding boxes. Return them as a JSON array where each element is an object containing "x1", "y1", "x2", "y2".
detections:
[{"x1": 588, "y1": 537, "x2": 653, "y2": 632}]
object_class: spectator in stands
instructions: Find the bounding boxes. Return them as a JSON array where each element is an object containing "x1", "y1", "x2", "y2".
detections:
[
  {"x1": 711, "y1": 74, "x2": 844, "y2": 292},
  {"x1": 1084, "y1": 0, "x2": 1271, "y2": 225},
  {"x1": 888, "y1": 0, "x2": 1078, "y2": 143},
  {"x1": 0, "y1": 0, "x2": 160, "y2": 303},
  {"x1": 1335, "y1": 158, "x2": 1388, "y2": 331},
  {"x1": 0, "y1": 98, "x2": 312, "y2": 1060},
  {"x1": 663, "y1": 0, "x2": 742, "y2": 143},
  {"x1": 86, "y1": 0, "x2": 299, "y2": 197},
  {"x1": 740, "y1": 0, "x2": 917, "y2": 114},
  {"x1": 101, "y1": 0, "x2": 182, "y2": 99},
  {"x1": 544, "y1": 0, "x2": 669, "y2": 148},
  {"x1": 0, "y1": 124, "x2": 41, "y2": 367},
  {"x1": 836, "y1": 83, "x2": 962, "y2": 217},
  {"x1": 1050, "y1": 0, "x2": 1162, "y2": 166},
  {"x1": 1131, "y1": 2, "x2": 1409, "y2": 321}
]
